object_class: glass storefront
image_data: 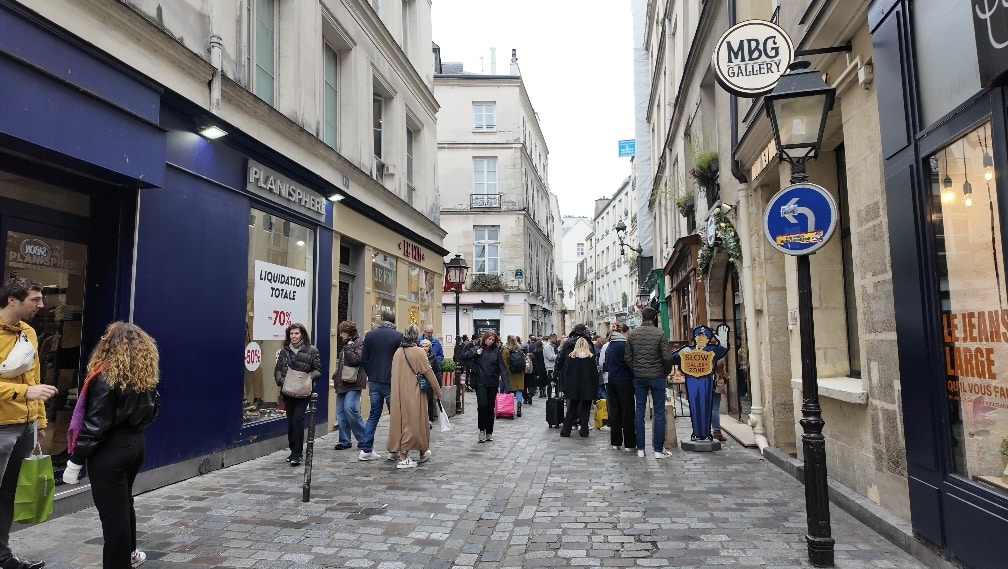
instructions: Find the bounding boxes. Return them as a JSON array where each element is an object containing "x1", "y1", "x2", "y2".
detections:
[
  {"x1": 371, "y1": 251, "x2": 397, "y2": 328},
  {"x1": 243, "y1": 209, "x2": 315, "y2": 423},
  {"x1": 929, "y1": 121, "x2": 1008, "y2": 492},
  {"x1": 4, "y1": 231, "x2": 88, "y2": 470}
]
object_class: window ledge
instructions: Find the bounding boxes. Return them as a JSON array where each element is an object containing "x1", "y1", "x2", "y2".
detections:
[{"x1": 790, "y1": 376, "x2": 868, "y2": 404}]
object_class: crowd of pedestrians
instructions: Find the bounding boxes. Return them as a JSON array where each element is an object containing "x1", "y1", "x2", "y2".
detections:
[{"x1": 0, "y1": 272, "x2": 734, "y2": 569}]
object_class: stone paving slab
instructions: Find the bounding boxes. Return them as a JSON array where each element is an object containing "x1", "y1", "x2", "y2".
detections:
[{"x1": 13, "y1": 403, "x2": 927, "y2": 568}]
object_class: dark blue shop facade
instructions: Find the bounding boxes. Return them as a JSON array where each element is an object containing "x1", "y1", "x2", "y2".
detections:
[
  {"x1": 0, "y1": 1, "x2": 343, "y2": 501},
  {"x1": 872, "y1": 1, "x2": 1008, "y2": 567}
]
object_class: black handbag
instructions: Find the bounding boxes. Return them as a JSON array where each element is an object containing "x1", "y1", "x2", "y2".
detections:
[{"x1": 402, "y1": 348, "x2": 432, "y2": 393}]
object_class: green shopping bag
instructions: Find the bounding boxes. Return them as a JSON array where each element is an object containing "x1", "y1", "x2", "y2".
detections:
[{"x1": 13, "y1": 445, "x2": 55, "y2": 524}]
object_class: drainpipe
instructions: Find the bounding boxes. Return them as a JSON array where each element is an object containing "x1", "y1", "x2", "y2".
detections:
[
  {"x1": 209, "y1": 0, "x2": 222, "y2": 113},
  {"x1": 729, "y1": 0, "x2": 769, "y2": 453}
]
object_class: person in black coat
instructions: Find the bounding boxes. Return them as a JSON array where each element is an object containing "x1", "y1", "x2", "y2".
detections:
[
  {"x1": 459, "y1": 330, "x2": 508, "y2": 443},
  {"x1": 273, "y1": 323, "x2": 322, "y2": 466},
  {"x1": 62, "y1": 321, "x2": 161, "y2": 569},
  {"x1": 559, "y1": 337, "x2": 598, "y2": 438},
  {"x1": 532, "y1": 340, "x2": 547, "y2": 399}
]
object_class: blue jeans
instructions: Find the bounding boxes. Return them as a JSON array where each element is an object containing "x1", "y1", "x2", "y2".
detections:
[
  {"x1": 362, "y1": 382, "x2": 392, "y2": 453},
  {"x1": 633, "y1": 377, "x2": 666, "y2": 451},
  {"x1": 336, "y1": 390, "x2": 365, "y2": 447}
]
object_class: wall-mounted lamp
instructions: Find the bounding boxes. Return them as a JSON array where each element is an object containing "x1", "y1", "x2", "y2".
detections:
[
  {"x1": 198, "y1": 125, "x2": 228, "y2": 139},
  {"x1": 614, "y1": 220, "x2": 642, "y2": 256},
  {"x1": 328, "y1": 192, "x2": 345, "y2": 202}
]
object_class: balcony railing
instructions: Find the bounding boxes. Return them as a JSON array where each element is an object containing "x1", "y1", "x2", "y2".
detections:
[{"x1": 470, "y1": 193, "x2": 502, "y2": 208}]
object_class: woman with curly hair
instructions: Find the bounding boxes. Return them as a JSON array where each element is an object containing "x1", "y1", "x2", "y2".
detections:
[{"x1": 63, "y1": 321, "x2": 161, "y2": 569}]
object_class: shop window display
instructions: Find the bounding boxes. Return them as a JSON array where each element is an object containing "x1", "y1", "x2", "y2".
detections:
[
  {"x1": 930, "y1": 122, "x2": 1008, "y2": 491},
  {"x1": 371, "y1": 251, "x2": 396, "y2": 328},
  {"x1": 243, "y1": 209, "x2": 314, "y2": 423}
]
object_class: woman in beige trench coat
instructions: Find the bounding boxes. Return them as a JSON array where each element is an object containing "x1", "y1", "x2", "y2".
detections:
[{"x1": 388, "y1": 324, "x2": 442, "y2": 468}]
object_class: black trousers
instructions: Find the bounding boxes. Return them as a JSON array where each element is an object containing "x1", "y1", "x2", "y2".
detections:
[
  {"x1": 283, "y1": 394, "x2": 311, "y2": 458},
  {"x1": 607, "y1": 381, "x2": 637, "y2": 448},
  {"x1": 561, "y1": 399, "x2": 592, "y2": 436},
  {"x1": 88, "y1": 431, "x2": 145, "y2": 569},
  {"x1": 475, "y1": 384, "x2": 498, "y2": 434}
]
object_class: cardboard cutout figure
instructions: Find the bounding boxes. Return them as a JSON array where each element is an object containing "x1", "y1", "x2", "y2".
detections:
[{"x1": 672, "y1": 325, "x2": 729, "y2": 441}]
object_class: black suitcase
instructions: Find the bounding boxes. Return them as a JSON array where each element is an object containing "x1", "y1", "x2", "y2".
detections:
[{"x1": 546, "y1": 397, "x2": 564, "y2": 428}]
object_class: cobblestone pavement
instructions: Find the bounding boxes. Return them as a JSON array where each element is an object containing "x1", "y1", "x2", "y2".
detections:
[{"x1": 14, "y1": 404, "x2": 927, "y2": 568}]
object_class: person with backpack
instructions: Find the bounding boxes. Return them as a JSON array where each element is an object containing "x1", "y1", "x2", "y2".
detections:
[{"x1": 502, "y1": 336, "x2": 527, "y2": 417}]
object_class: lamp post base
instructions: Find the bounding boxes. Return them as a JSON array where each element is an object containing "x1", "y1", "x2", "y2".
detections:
[{"x1": 680, "y1": 439, "x2": 721, "y2": 452}]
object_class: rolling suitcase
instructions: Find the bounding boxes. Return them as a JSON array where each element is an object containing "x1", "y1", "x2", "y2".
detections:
[
  {"x1": 495, "y1": 391, "x2": 515, "y2": 419},
  {"x1": 593, "y1": 398, "x2": 608, "y2": 429},
  {"x1": 546, "y1": 384, "x2": 564, "y2": 428}
]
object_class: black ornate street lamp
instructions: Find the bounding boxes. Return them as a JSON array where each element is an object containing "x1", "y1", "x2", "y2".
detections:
[
  {"x1": 445, "y1": 254, "x2": 469, "y2": 344},
  {"x1": 614, "y1": 220, "x2": 643, "y2": 256},
  {"x1": 765, "y1": 59, "x2": 836, "y2": 568}
]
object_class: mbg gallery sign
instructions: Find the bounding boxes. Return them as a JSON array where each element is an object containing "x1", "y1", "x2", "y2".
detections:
[{"x1": 712, "y1": 20, "x2": 794, "y2": 96}]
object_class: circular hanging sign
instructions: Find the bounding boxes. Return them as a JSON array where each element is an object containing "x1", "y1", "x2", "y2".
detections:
[
  {"x1": 706, "y1": 215, "x2": 718, "y2": 247},
  {"x1": 712, "y1": 20, "x2": 794, "y2": 97},
  {"x1": 244, "y1": 342, "x2": 262, "y2": 371}
]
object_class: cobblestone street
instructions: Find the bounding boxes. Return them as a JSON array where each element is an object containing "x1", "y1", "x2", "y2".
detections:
[{"x1": 15, "y1": 407, "x2": 928, "y2": 568}]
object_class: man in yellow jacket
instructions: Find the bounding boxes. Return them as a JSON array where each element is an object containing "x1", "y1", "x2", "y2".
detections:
[{"x1": 0, "y1": 277, "x2": 57, "y2": 569}]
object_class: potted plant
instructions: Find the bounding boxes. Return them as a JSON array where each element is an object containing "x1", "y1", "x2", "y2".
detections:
[
  {"x1": 439, "y1": 358, "x2": 458, "y2": 417},
  {"x1": 468, "y1": 273, "x2": 505, "y2": 292},
  {"x1": 676, "y1": 192, "x2": 695, "y2": 218},
  {"x1": 689, "y1": 150, "x2": 719, "y2": 191}
]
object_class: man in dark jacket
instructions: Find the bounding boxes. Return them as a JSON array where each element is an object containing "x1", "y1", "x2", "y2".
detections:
[
  {"x1": 605, "y1": 324, "x2": 635, "y2": 450},
  {"x1": 359, "y1": 310, "x2": 403, "y2": 461},
  {"x1": 624, "y1": 307, "x2": 674, "y2": 459}
]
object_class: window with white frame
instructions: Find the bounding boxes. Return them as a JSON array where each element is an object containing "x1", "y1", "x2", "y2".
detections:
[
  {"x1": 473, "y1": 226, "x2": 500, "y2": 275},
  {"x1": 406, "y1": 126, "x2": 416, "y2": 203},
  {"x1": 577, "y1": 243, "x2": 584, "y2": 257},
  {"x1": 473, "y1": 103, "x2": 496, "y2": 131},
  {"x1": 322, "y1": 42, "x2": 339, "y2": 149},
  {"x1": 401, "y1": 0, "x2": 410, "y2": 57},
  {"x1": 473, "y1": 158, "x2": 497, "y2": 194},
  {"x1": 373, "y1": 94, "x2": 384, "y2": 161},
  {"x1": 249, "y1": 0, "x2": 276, "y2": 105}
]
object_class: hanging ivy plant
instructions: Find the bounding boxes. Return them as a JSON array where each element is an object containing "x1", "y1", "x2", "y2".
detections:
[{"x1": 697, "y1": 208, "x2": 743, "y2": 281}]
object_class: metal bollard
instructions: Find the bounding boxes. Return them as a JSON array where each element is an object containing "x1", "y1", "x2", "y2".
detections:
[{"x1": 302, "y1": 392, "x2": 318, "y2": 502}]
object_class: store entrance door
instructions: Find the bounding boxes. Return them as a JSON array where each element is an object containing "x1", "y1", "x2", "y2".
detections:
[{"x1": 2, "y1": 226, "x2": 88, "y2": 471}]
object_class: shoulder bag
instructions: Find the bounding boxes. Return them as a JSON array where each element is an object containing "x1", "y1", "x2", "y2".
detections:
[
  {"x1": 281, "y1": 349, "x2": 312, "y2": 398},
  {"x1": 339, "y1": 340, "x2": 360, "y2": 384},
  {"x1": 403, "y1": 348, "x2": 432, "y2": 393},
  {"x1": 0, "y1": 332, "x2": 35, "y2": 378}
]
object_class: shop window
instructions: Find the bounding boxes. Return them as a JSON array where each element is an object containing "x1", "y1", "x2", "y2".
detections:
[
  {"x1": 243, "y1": 209, "x2": 314, "y2": 424},
  {"x1": 371, "y1": 251, "x2": 397, "y2": 328},
  {"x1": 930, "y1": 122, "x2": 1008, "y2": 492}
]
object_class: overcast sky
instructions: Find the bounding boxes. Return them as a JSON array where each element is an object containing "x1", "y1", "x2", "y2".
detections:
[{"x1": 431, "y1": 0, "x2": 636, "y2": 219}]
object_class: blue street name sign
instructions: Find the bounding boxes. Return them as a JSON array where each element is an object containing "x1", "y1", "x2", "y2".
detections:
[
  {"x1": 763, "y1": 183, "x2": 838, "y2": 255},
  {"x1": 618, "y1": 139, "x2": 636, "y2": 157}
]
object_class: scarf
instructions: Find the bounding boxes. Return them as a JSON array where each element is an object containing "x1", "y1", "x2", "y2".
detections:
[{"x1": 68, "y1": 365, "x2": 104, "y2": 456}]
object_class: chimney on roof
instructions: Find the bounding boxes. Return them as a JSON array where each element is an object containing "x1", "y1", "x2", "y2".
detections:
[{"x1": 510, "y1": 48, "x2": 519, "y2": 75}]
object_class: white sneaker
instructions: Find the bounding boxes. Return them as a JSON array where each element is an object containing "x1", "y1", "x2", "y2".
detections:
[
  {"x1": 396, "y1": 457, "x2": 417, "y2": 469},
  {"x1": 358, "y1": 450, "x2": 381, "y2": 461},
  {"x1": 637, "y1": 449, "x2": 645, "y2": 458},
  {"x1": 623, "y1": 447, "x2": 636, "y2": 452},
  {"x1": 419, "y1": 450, "x2": 432, "y2": 463},
  {"x1": 655, "y1": 449, "x2": 675, "y2": 459},
  {"x1": 611, "y1": 445, "x2": 620, "y2": 450},
  {"x1": 131, "y1": 550, "x2": 146, "y2": 567}
]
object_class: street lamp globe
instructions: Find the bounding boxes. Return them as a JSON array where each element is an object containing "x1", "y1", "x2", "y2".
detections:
[
  {"x1": 445, "y1": 254, "x2": 469, "y2": 288},
  {"x1": 765, "y1": 60, "x2": 835, "y2": 165},
  {"x1": 615, "y1": 219, "x2": 628, "y2": 238}
]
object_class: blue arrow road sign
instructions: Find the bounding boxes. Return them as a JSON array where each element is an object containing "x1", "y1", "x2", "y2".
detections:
[{"x1": 763, "y1": 183, "x2": 838, "y2": 255}]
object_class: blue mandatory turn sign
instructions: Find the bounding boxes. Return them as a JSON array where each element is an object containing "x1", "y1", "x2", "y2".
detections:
[{"x1": 763, "y1": 183, "x2": 838, "y2": 256}]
